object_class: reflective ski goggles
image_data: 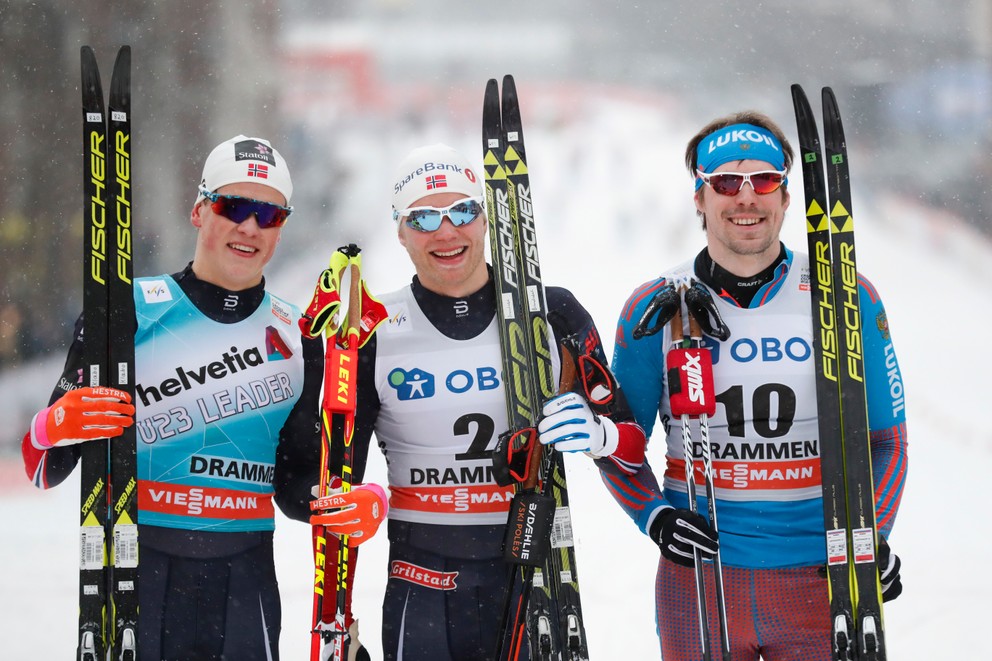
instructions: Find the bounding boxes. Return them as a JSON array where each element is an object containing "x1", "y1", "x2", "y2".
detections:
[
  {"x1": 392, "y1": 196, "x2": 484, "y2": 232},
  {"x1": 695, "y1": 170, "x2": 786, "y2": 196},
  {"x1": 199, "y1": 187, "x2": 293, "y2": 229}
]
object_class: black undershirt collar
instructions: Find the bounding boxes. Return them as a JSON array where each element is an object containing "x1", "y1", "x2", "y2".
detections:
[
  {"x1": 694, "y1": 243, "x2": 788, "y2": 308},
  {"x1": 410, "y1": 271, "x2": 496, "y2": 341},
  {"x1": 171, "y1": 262, "x2": 265, "y2": 323}
]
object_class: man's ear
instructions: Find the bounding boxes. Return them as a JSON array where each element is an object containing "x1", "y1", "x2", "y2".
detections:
[
  {"x1": 191, "y1": 200, "x2": 204, "y2": 229},
  {"x1": 693, "y1": 188, "x2": 705, "y2": 215}
]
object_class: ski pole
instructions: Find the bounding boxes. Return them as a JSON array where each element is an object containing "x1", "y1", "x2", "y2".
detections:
[
  {"x1": 686, "y1": 286, "x2": 731, "y2": 661},
  {"x1": 669, "y1": 301, "x2": 712, "y2": 661}
]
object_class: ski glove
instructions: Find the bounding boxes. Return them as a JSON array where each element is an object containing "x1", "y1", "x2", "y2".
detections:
[
  {"x1": 310, "y1": 482, "x2": 389, "y2": 548},
  {"x1": 31, "y1": 386, "x2": 135, "y2": 449},
  {"x1": 878, "y1": 537, "x2": 903, "y2": 602},
  {"x1": 537, "y1": 392, "x2": 619, "y2": 458},
  {"x1": 649, "y1": 506, "x2": 719, "y2": 568}
]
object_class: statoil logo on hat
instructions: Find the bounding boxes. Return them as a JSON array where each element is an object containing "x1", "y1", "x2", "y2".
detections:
[
  {"x1": 234, "y1": 139, "x2": 276, "y2": 165},
  {"x1": 196, "y1": 135, "x2": 293, "y2": 205}
]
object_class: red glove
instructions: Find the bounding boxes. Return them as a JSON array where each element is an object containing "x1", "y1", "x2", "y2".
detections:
[
  {"x1": 310, "y1": 483, "x2": 388, "y2": 548},
  {"x1": 32, "y1": 386, "x2": 135, "y2": 449}
]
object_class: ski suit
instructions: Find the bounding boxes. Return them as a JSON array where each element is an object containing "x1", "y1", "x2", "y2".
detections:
[
  {"x1": 341, "y1": 273, "x2": 644, "y2": 661},
  {"x1": 22, "y1": 264, "x2": 323, "y2": 660}
]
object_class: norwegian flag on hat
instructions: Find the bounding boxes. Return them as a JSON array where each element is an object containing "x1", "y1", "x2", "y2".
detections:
[
  {"x1": 425, "y1": 174, "x2": 447, "y2": 190},
  {"x1": 248, "y1": 163, "x2": 269, "y2": 179}
]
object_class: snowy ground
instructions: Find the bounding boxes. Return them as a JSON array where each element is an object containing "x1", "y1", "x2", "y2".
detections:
[{"x1": 2, "y1": 89, "x2": 990, "y2": 659}]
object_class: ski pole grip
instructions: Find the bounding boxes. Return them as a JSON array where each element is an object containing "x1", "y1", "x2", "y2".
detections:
[
  {"x1": 688, "y1": 306, "x2": 703, "y2": 341},
  {"x1": 522, "y1": 430, "x2": 543, "y2": 490},
  {"x1": 340, "y1": 259, "x2": 362, "y2": 350},
  {"x1": 559, "y1": 340, "x2": 577, "y2": 394},
  {"x1": 518, "y1": 338, "x2": 579, "y2": 489},
  {"x1": 670, "y1": 304, "x2": 684, "y2": 344}
]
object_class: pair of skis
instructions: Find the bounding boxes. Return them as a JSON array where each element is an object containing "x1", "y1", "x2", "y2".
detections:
[
  {"x1": 792, "y1": 85, "x2": 887, "y2": 660},
  {"x1": 79, "y1": 45, "x2": 138, "y2": 660},
  {"x1": 484, "y1": 75, "x2": 589, "y2": 661},
  {"x1": 301, "y1": 245, "x2": 386, "y2": 661}
]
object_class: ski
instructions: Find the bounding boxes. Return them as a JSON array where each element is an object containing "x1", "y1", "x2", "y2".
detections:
[
  {"x1": 79, "y1": 44, "x2": 111, "y2": 661},
  {"x1": 106, "y1": 45, "x2": 138, "y2": 661},
  {"x1": 792, "y1": 84, "x2": 886, "y2": 661},
  {"x1": 78, "y1": 44, "x2": 137, "y2": 661},
  {"x1": 302, "y1": 245, "x2": 385, "y2": 661},
  {"x1": 485, "y1": 75, "x2": 589, "y2": 661}
]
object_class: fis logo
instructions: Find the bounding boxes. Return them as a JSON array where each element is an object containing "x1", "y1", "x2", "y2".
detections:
[
  {"x1": 141, "y1": 279, "x2": 171, "y2": 304},
  {"x1": 384, "y1": 304, "x2": 411, "y2": 333}
]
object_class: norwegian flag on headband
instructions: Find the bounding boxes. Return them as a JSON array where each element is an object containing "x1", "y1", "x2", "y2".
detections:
[
  {"x1": 425, "y1": 174, "x2": 447, "y2": 190},
  {"x1": 248, "y1": 163, "x2": 269, "y2": 179}
]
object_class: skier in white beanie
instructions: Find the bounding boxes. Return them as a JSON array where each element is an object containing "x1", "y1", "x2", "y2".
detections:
[
  {"x1": 196, "y1": 134, "x2": 294, "y2": 206},
  {"x1": 324, "y1": 141, "x2": 648, "y2": 660}
]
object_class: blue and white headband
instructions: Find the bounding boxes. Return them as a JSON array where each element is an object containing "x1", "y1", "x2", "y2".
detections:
[{"x1": 695, "y1": 123, "x2": 787, "y2": 191}]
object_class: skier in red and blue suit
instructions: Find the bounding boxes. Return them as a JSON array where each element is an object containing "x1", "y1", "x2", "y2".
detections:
[{"x1": 605, "y1": 111, "x2": 908, "y2": 660}]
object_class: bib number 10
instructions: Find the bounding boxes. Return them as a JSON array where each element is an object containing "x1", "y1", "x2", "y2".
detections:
[{"x1": 714, "y1": 383, "x2": 796, "y2": 439}]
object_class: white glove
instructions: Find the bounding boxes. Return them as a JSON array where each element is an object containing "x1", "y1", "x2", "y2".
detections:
[{"x1": 537, "y1": 392, "x2": 619, "y2": 458}]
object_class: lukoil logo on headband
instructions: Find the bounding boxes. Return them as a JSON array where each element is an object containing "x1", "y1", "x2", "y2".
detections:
[{"x1": 705, "y1": 128, "x2": 781, "y2": 155}]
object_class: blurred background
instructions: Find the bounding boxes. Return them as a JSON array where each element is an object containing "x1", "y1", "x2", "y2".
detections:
[
  {"x1": 2, "y1": 1, "x2": 990, "y2": 384},
  {"x1": 2, "y1": 1, "x2": 991, "y2": 657}
]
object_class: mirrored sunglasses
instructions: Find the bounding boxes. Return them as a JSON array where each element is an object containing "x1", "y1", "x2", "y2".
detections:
[
  {"x1": 696, "y1": 169, "x2": 786, "y2": 196},
  {"x1": 199, "y1": 187, "x2": 293, "y2": 229},
  {"x1": 392, "y1": 197, "x2": 484, "y2": 232}
]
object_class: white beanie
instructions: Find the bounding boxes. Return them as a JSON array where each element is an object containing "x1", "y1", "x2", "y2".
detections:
[
  {"x1": 195, "y1": 135, "x2": 293, "y2": 205},
  {"x1": 391, "y1": 143, "x2": 481, "y2": 212}
]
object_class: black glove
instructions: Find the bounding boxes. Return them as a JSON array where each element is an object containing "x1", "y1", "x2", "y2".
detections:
[
  {"x1": 878, "y1": 537, "x2": 902, "y2": 602},
  {"x1": 649, "y1": 507, "x2": 719, "y2": 568}
]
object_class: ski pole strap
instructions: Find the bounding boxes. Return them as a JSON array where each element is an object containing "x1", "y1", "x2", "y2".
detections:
[
  {"x1": 684, "y1": 279, "x2": 731, "y2": 341},
  {"x1": 492, "y1": 428, "x2": 539, "y2": 487},
  {"x1": 300, "y1": 249, "x2": 350, "y2": 339},
  {"x1": 633, "y1": 282, "x2": 680, "y2": 340},
  {"x1": 558, "y1": 332, "x2": 618, "y2": 415}
]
